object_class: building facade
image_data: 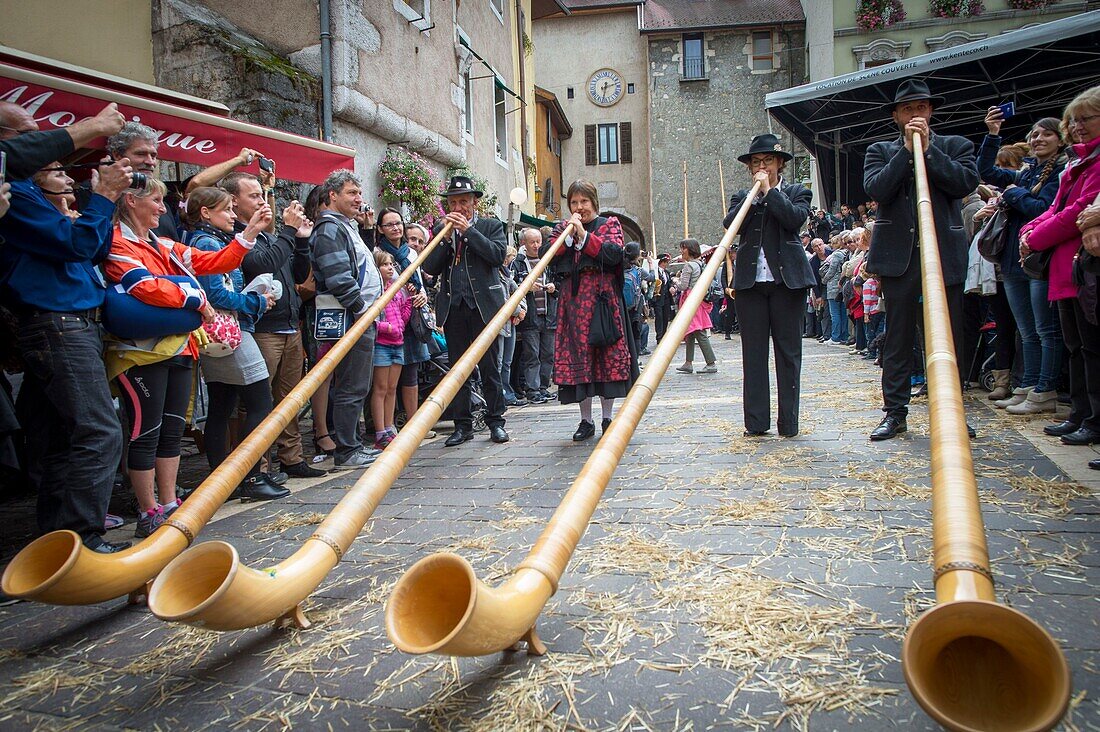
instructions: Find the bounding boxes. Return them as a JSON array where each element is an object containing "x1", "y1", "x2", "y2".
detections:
[
  {"x1": 0, "y1": 0, "x2": 541, "y2": 222},
  {"x1": 804, "y1": 0, "x2": 1100, "y2": 82}
]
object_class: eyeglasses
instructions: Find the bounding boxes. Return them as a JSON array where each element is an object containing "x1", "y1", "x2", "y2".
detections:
[
  {"x1": 1068, "y1": 114, "x2": 1100, "y2": 127},
  {"x1": 381, "y1": 221, "x2": 404, "y2": 228}
]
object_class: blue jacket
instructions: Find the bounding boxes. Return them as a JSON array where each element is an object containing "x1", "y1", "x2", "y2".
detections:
[
  {"x1": 188, "y1": 227, "x2": 266, "y2": 331},
  {"x1": 977, "y1": 134, "x2": 1064, "y2": 279},
  {"x1": 0, "y1": 180, "x2": 115, "y2": 312}
]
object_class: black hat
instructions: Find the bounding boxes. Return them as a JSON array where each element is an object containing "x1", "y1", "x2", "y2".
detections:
[
  {"x1": 442, "y1": 175, "x2": 484, "y2": 198},
  {"x1": 887, "y1": 79, "x2": 944, "y2": 110},
  {"x1": 800, "y1": 231, "x2": 812, "y2": 240},
  {"x1": 737, "y1": 133, "x2": 793, "y2": 163}
]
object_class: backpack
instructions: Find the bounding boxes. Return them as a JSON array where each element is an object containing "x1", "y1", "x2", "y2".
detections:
[
  {"x1": 623, "y1": 267, "x2": 642, "y2": 310},
  {"x1": 705, "y1": 276, "x2": 724, "y2": 304}
]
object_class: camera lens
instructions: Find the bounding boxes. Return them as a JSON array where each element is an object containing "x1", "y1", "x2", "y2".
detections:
[{"x1": 130, "y1": 172, "x2": 148, "y2": 190}]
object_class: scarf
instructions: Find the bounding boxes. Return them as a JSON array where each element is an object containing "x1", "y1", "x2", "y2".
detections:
[{"x1": 379, "y1": 235, "x2": 421, "y2": 291}]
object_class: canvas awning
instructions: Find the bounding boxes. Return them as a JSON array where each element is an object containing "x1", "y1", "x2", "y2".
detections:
[
  {"x1": 0, "y1": 46, "x2": 356, "y2": 184},
  {"x1": 764, "y1": 11, "x2": 1100, "y2": 207}
]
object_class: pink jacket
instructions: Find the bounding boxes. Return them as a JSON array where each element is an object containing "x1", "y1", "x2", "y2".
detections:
[
  {"x1": 376, "y1": 285, "x2": 412, "y2": 346},
  {"x1": 1021, "y1": 135, "x2": 1100, "y2": 301}
]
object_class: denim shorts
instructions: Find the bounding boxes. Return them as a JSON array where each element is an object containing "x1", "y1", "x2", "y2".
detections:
[{"x1": 373, "y1": 342, "x2": 405, "y2": 367}]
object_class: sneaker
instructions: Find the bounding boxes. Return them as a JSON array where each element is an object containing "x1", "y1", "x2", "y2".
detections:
[
  {"x1": 374, "y1": 434, "x2": 394, "y2": 450},
  {"x1": 84, "y1": 535, "x2": 131, "y2": 554},
  {"x1": 527, "y1": 392, "x2": 548, "y2": 404},
  {"x1": 281, "y1": 461, "x2": 327, "y2": 479},
  {"x1": 698, "y1": 363, "x2": 718, "y2": 374},
  {"x1": 134, "y1": 507, "x2": 166, "y2": 539},
  {"x1": 334, "y1": 449, "x2": 377, "y2": 469},
  {"x1": 423, "y1": 430, "x2": 439, "y2": 440},
  {"x1": 104, "y1": 513, "x2": 125, "y2": 531},
  {"x1": 639, "y1": 348, "x2": 652, "y2": 355},
  {"x1": 675, "y1": 364, "x2": 693, "y2": 373}
]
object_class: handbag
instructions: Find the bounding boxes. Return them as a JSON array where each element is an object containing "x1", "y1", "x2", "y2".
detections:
[
  {"x1": 1021, "y1": 248, "x2": 1054, "y2": 280},
  {"x1": 200, "y1": 311, "x2": 241, "y2": 357},
  {"x1": 313, "y1": 293, "x2": 348, "y2": 341},
  {"x1": 976, "y1": 208, "x2": 1010, "y2": 263},
  {"x1": 588, "y1": 291, "x2": 622, "y2": 348},
  {"x1": 407, "y1": 305, "x2": 433, "y2": 344}
]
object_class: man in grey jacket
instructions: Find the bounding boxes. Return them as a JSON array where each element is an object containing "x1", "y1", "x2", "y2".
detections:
[
  {"x1": 818, "y1": 234, "x2": 850, "y2": 345},
  {"x1": 309, "y1": 170, "x2": 384, "y2": 468}
]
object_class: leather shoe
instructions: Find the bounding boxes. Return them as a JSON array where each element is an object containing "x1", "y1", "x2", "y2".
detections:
[
  {"x1": 601, "y1": 417, "x2": 612, "y2": 433},
  {"x1": 870, "y1": 415, "x2": 907, "y2": 441},
  {"x1": 573, "y1": 420, "x2": 595, "y2": 441},
  {"x1": 489, "y1": 426, "x2": 510, "y2": 443},
  {"x1": 238, "y1": 473, "x2": 291, "y2": 502},
  {"x1": 1061, "y1": 426, "x2": 1100, "y2": 446},
  {"x1": 84, "y1": 535, "x2": 131, "y2": 554},
  {"x1": 743, "y1": 429, "x2": 769, "y2": 437},
  {"x1": 1089, "y1": 457, "x2": 1100, "y2": 470},
  {"x1": 1044, "y1": 420, "x2": 1080, "y2": 437},
  {"x1": 445, "y1": 429, "x2": 474, "y2": 447},
  {"x1": 967, "y1": 423, "x2": 976, "y2": 439},
  {"x1": 282, "y1": 461, "x2": 326, "y2": 479}
]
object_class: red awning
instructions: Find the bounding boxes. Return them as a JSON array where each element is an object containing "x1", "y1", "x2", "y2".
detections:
[{"x1": 0, "y1": 47, "x2": 355, "y2": 184}]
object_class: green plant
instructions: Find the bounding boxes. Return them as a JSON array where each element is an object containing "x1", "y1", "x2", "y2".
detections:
[
  {"x1": 444, "y1": 166, "x2": 499, "y2": 218},
  {"x1": 522, "y1": 31, "x2": 534, "y2": 58},
  {"x1": 928, "y1": 0, "x2": 985, "y2": 18},
  {"x1": 378, "y1": 148, "x2": 442, "y2": 226},
  {"x1": 1007, "y1": 0, "x2": 1053, "y2": 8},
  {"x1": 856, "y1": 0, "x2": 906, "y2": 30}
]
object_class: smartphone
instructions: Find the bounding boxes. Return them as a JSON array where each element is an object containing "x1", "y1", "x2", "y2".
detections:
[
  {"x1": 998, "y1": 101, "x2": 1016, "y2": 120},
  {"x1": 0, "y1": 150, "x2": 7, "y2": 186},
  {"x1": 258, "y1": 156, "x2": 275, "y2": 173}
]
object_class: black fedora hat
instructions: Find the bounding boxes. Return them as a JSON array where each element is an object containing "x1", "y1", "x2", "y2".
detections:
[
  {"x1": 737, "y1": 133, "x2": 793, "y2": 163},
  {"x1": 442, "y1": 175, "x2": 484, "y2": 198},
  {"x1": 887, "y1": 79, "x2": 944, "y2": 110}
]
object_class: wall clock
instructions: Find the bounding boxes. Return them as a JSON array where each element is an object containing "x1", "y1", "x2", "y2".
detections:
[{"x1": 587, "y1": 68, "x2": 624, "y2": 107}]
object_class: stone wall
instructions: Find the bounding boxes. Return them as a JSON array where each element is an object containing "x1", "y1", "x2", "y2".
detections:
[{"x1": 647, "y1": 27, "x2": 807, "y2": 251}]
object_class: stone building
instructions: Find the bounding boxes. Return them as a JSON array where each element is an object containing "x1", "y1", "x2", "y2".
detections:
[
  {"x1": 533, "y1": 1, "x2": 652, "y2": 247},
  {"x1": 642, "y1": 0, "x2": 807, "y2": 250},
  {"x1": 0, "y1": 0, "x2": 546, "y2": 221},
  {"x1": 803, "y1": 0, "x2": 1100, "y2": 82}
]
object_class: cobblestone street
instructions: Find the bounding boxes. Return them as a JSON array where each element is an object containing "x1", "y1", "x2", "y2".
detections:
[{"x1": 1, "y1": 336, "x2": 1097, "y2": 731}]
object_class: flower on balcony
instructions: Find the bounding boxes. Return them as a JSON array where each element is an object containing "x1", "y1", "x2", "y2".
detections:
[
  {"x1": 1007, "y1": 0, "x2": 1054, "y2": 8},
  {"x1": 856, "y1": 0, "x2": 907, "y2": 32},
  {"x1": 928, "y1": 0, "x2": 985, "y2": 18},
  {"x1": 378, "y1": 147, "x2": 441, "y2": 227},
  {"x1": 443, "y1": 166, "x2": 499, "y2": 218}
]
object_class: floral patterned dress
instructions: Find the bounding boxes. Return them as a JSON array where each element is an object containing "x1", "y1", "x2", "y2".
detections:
[{"x1": 546, "y1": 215, "x2": 639, "y2": 403}]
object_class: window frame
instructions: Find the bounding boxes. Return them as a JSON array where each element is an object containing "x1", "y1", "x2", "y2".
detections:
[
  {"x1": 751, "y1": 30, "x2": 775, "y2": 72},
  {"x1": 393, "y1": 0, "x2": 432, "y2": 33},
  {"x1": 463, "y1": 69, "x2": 475, "y2": 141},
  {"x1": 682, "y1": 33, "x2": 705, "y2": 80},
  {"x1": 493, "y1": 79, "x2": 508, "y2": 165},
  {"x1": 488, "y1": 0, "x2": 505, "y2": 24},
  {"x1": 597, "y1": 123, "x2": 619, "y2": 165}
]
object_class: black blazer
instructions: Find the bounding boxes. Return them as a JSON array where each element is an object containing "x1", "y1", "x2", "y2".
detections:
[
  {"x1": 863, "y1": 133, "x2": 979, "y2": 286},
  {"x1": 422, "y1": 216, "x2": 508, "y2": 325},
  {"x1": 724, "y1": 182, "x2": 815, "y2": 291}
]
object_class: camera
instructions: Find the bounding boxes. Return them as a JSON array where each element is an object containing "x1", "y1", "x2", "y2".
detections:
[{"x1": 130, "y1": 172, "x2": 149, "y2": 190}]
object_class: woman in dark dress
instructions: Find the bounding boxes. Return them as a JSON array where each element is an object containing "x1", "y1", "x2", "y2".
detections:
[
  {"x1": 546, "y1": 180, "x2": 639, "y2": 441},
  {"x1": 724, "y1": 134, "x2": 815, "y2": 437}
]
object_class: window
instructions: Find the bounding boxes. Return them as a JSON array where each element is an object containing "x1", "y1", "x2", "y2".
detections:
[
  {"x1": 584, "y1": 123, "x2": 633, "y2": 166},
  {"x1": 463, "y1": 70, "x2": 474, "y2": 138},
  {"x1": 627, "y1": 83, "x2": 635, "y2": 94},
  {"x1": 489, "y1": 0, "x2": 504, "y2": 22},
  {"x1": 682, "y1": 33, "x2": 704, "y2": 80},
  {"x1": 598, "y1": 124, "x2": 618, "y2": 164},
  {"x1": 494, "y1": 81, "x2": 507, "y2": 161},
  {"x1": 751, "y1": 31, "x2": 774, "y2": 71},
  {"x1": 567, "y1": 86, "x2": 574, "y2": 99}
]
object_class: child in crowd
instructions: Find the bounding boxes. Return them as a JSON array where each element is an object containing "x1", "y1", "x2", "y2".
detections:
[
  {"x1": 371, "y1": 250, "x2": 413, "y2": 449},
  {"x1": 861, "y1": 262, "x2": 884, "y2": 362}
]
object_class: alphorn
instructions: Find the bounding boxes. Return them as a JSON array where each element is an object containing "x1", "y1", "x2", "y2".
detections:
[
  {"x1": 901, "y1": 134, "x2": 1070, "y2": 732},
  {"x1": 145, "y1": 224, "x2": 575, "y2": 631},
  {"x1": 0, "y1": 223, "x2": 451, "y2": 606},
  {"x1": 385, "y1": 182, "x2": 761, "y2": 657}
]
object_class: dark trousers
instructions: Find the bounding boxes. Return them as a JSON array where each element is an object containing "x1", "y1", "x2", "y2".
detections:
[
  {"x1": 879, "y1": 257, "x2": 964, "y2": 418},
  {"x1": 205, "y1": 380, "x2": 273, "y2": 478},
  {"x1": 444, "y1": 302, "x2": 505, "y2": 431},
  {"x1": 654, "y1": 300, "x2": 673, "y2": 341},
  {"x1": 735, "y1": 283, "x2": 806, "y2": 435},
  {"x1": 331, "y1": 326, "x2": 375, "y2": 461},
  {"x1": 519, "y1": 318, "x2": 554, "y2": 395},
  {"x1": 117, "y1": 359, "x2": 192, "y2": 470},
  {"x1": 1058, "y1": 297, "x2": 1100, "y2": 431},
  {"x1": 16, "y1": 312, "x2": 121, "y2": 541}
]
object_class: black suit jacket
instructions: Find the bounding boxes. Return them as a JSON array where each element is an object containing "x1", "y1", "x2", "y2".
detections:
[
  {"x1": 863, "y1": 133, "x2": 979, "y2": 286},
  {"x1": 422, "y1": 216, "x2": 507, "y2": 325},
  {"x1": 724, "y1": 182, "x2": 815, "y2": 291}
]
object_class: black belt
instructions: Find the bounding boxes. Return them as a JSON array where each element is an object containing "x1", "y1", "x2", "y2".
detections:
[{"x1": 17, "y1": 306, "x2": 102, "y2": 322}]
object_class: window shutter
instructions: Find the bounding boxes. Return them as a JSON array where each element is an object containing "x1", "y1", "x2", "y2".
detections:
[
  {"x1": 585, "y1": 124, "x2": 597, "y2": 166},
  {"x1": 620, "y1": 122, "x2": 632, "y2": 164}
]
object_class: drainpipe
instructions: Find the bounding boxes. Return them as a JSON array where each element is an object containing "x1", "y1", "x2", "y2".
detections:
[{"x1": 320, "y1": 0, "x2": 334, "y2": 141}]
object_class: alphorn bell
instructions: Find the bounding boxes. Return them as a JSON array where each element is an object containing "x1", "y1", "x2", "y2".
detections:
[
  {"x1": 146, "y1": 224, "x2": 576, "y2": 631},
  {"x1": 384, "y1": 182, "x2": 762, "y2": 657},
  {"x1": 0, "y1": 224, "x2": 451, "y2": 607},
  {"x1": 901, "y1": 133, "x2": 1070, "y2": 732}
]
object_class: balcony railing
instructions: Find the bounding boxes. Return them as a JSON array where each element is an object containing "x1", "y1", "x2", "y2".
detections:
[{"x1": 683, "y1": 56, "x2": 705, "y2": 80}]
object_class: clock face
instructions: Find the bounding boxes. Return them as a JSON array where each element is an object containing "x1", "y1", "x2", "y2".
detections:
[{"x1": 587, "y1": 68, "x2": 624, "y2": 107}]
